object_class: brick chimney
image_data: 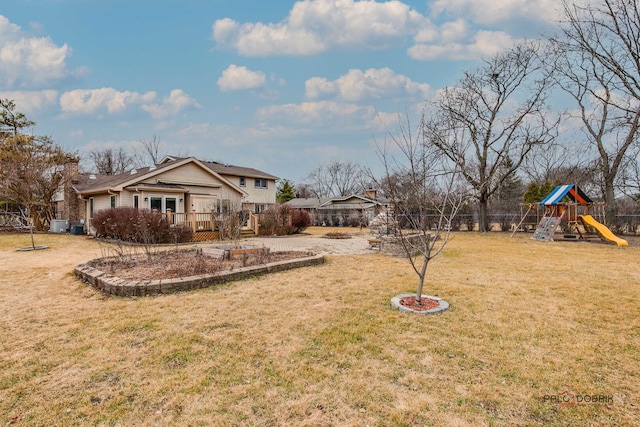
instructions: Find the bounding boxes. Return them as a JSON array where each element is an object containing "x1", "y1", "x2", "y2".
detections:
[
  {"x1": 63, "y1": 159, "x2": 81, "y2": 225},
  {"x1": 364, "y1": 188, "x2": 377, "y2": 200}
]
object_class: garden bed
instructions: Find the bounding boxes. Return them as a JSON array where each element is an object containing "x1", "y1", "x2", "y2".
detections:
[{"x1": 75, "y1": 249, "x2": 324, "y2": 296}]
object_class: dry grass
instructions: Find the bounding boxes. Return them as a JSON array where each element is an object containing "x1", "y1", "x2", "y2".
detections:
[{"x1": 0, "y1": 230, "x2": 639, "y2": 426}]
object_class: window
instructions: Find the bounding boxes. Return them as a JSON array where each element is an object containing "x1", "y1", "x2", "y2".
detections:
[
  {"x1": 110, "y1": 195, "x2": 117, "y2": 208},
  {"x1": 89, "y1": 198, "x2": 94, "y2": 219},
  {"x1": 239, "y1": 176, "x2": 246, "y2": 187},
  {"x1": 133, "y1": 194, "x2": 139, "y2": 209},
  {"x1": 254, "y1": 178, "x2": 268, "y2": 189},
  {"x1": 165, "y1": 197, "x2": 177, "y2": 213},
  {"x1": 219, "y1": 199, "x2": 231, "y2": 215},
  {"x1": 148, "y1": 195, "x2": 181, "y2": 213},
  {"x1": 150, "y1": 196, "x2": 162, "y2": 211}
]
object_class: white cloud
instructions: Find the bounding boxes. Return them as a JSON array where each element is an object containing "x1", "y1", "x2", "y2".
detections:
[
  {"x1": 430, "y1": 0, "x2": 561, "y2": 26},
  {"x1": 217, "y1": 65, "x2": 266, "y2": 91},
  {"x1": 212, "y1": 0, "x2": 428, "y2": 56},
  {"x1": 305, "y1": 68, "x2": 430, "y2": 102},
  {"x1": 257, "y1": 100, "x2": 378, "y2": 129},
  {"x1": 439, "y1": 19, "x2": 468, "y2": 43},
  {"x1": 59, "y1": 88, "x2": 199, "y2": 120},
  {"x1": 0, "y1": 90, "x2": 58, "y2": 112},
  {"x1": 0, "y1": 15, "x2": 84, "y2": 88},
  {"x1": 408, "y1": 30, "x2": 516, "y2": 61},
  {"x1": 60, "y1": 88, "x2": 156, "y2": 115},
  {"x1": 141, "y1": 89, "x2": 200, "y2": 121},
  {"x1": 210, "y1": 0, "x2": 532, "y2": 62}
]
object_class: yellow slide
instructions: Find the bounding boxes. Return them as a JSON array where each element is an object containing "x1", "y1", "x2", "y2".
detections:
[{"x1": 579, "y1": 215, "x2": 629, "y2": 246}]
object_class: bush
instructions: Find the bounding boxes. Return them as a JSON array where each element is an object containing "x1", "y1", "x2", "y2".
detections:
[
  {"x1": 259, "y1": 205, "x2": 310, "y2": 236},
  {"x1": 92, "y1": 208, "x2": 193, "y2": 244},
  {"x1": 291, "y1": 208, "x2": 311, "y2": 232}
]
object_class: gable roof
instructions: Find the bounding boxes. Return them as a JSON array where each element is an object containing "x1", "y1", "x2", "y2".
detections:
[
  {"x1": 318, "y1": 194, "x2": 385, "y2": 210},
  {"x1": 160, "y1": 156, "x2": 278, "y2": 180},
  {"x1": 540, "y1": 184, "x2": 593, "y2": 205},
  {"x1": 74, "y1": 157, "x2": 249, "y2": 196}
]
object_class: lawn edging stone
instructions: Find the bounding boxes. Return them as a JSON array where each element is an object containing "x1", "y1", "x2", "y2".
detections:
[{"x1": 75, "y1": 253, "x2": 325, "y2": 296}]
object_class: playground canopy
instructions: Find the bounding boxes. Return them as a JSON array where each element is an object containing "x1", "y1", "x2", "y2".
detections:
[{"x1": 539, "y1": 185, "x2": 592, "y2": 206}]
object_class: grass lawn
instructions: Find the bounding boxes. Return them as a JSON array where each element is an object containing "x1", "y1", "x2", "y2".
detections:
[{"x1": 0, "y1": 229, "x2": 638, "y2": 426}]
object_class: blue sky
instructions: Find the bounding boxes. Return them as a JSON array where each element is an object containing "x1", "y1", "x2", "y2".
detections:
[{"x1": 0, "y1": 0, "x2": 561, "y2": 182}]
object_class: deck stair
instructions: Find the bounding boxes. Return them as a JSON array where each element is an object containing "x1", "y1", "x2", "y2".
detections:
[{"x1": 240, "y1": 227, "x2": 256, "y2": 238}]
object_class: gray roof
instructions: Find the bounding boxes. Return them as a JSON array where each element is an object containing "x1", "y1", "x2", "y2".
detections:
[
  {"x1": 285, "y1": 198, "x2": 331, "y2": 209},
  {"x1": 75, "y1": 157, "x2": 277, "y2": 194},
  {"x1": 162, "y1": 156, "x2": 278, "y2": 180},
  {"x1": 286, "y1": 194, "x2": 388, "y2": 210}
]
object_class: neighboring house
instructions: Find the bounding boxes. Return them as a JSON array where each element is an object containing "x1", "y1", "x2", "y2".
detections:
[
  {"x1": 64, "y1": 156, "x2": 277, "y2": 234},
  {"x1": 286, "y1": 190, "x2": 388, "y2": 226}
]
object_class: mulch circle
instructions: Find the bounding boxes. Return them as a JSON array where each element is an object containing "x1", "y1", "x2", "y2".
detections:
[
  {"x1": 390, "y1": 293, "x2": 450, "y2": 315},
  {"x1": 399, "y1": 296, "x2": 440, "y2": 311}
]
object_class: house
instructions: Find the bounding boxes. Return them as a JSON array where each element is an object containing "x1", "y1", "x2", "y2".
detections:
[
  {"x1": 63, "y1": 156, "x2": 277, "y2": 235},
  {"x1": 285, "y1": 190, "x2": 388, "y2": 226}
]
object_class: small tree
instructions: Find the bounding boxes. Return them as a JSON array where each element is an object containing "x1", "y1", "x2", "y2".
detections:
[{"x1": 375, "y1": 112, "x2": 469, "y2": 304}]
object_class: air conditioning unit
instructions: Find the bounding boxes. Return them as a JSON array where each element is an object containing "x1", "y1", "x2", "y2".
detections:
[{"x1": 50, "y1": 220, "x2": 68, "y2": 233}]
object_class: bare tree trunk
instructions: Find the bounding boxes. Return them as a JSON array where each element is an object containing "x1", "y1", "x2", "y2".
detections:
[
  {"x1": 415, "y1": 256, "x2": 430, "y2": 303},
  {"x1": 604, "y1": 180, "x2": 617, "y2": 226},
  {"x1": 478, "y1": 193, "x2": 490, "y2": 232}
]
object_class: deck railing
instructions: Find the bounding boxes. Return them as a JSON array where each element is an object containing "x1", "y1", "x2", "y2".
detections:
[
  {"x1": 166, "y1": 212, "x2": 216, "y2": 232},
  {"x1": 247, "y1": 212, "x2": 260, "y2": 235}
]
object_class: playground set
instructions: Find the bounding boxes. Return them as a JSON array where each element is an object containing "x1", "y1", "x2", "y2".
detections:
[{"x1": 512, "y1": 184, "x2": 629, "y2": 246}]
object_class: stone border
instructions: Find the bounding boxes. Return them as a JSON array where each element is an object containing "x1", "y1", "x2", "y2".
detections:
[
  {"x1": 75, "y1": 254, "x2": 325, "y2": 297},
  {"x1": 390, "y1": 293, "x2": 450, "y2": 315}
]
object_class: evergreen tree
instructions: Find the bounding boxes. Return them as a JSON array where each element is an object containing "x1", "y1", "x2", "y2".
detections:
[
  {"x1": 523, "y1": 179, "x2": 560, "y2": 203},
  {"x1": 276, "y1": 179, "x2": 296, "y2": 203}
]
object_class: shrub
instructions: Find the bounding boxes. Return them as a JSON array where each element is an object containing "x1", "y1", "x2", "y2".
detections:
[
  {"x1": 259, "y1": 205, "x2": 310, "y2": 236},
  {"x1": 291, "y1": 208, "x2": 311, "y2": 232},
  {"x1": 92, "y1": 208, "x2": 193, "y2": 244}
]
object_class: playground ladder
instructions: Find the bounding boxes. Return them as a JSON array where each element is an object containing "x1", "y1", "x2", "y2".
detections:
[{"x1": 532, "y1": 215, "x2": 563, "y2": 241}]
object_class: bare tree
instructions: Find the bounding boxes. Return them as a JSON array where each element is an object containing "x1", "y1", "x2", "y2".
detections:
[
  {"x1": 522, "y1": 142, "x2": 603, "y2": 196},
  {"x1": 294, "y1": 183, "x2": 314, "y2": 198},
  {"x1": 306, "y1": 160, "x2": 366, "y2": 198},
  {"x1": 620, "y1": 145, "x2": 640, "y2": 198},
  {"x1": 135, "y1": 134, "x2": 165, "y2": 166},
  {"x1": 428, "y1": 41, "x2": 559, "y2": 231},
  {"x1": 89, "y1": 147, "x2": 134, "y2": 175},
  {"x1": 547, "y1": 0, "x2": 640, "y2": 224},
  {"x1": 374, "y1": 112, "x2": 469, "y2": 304}
]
